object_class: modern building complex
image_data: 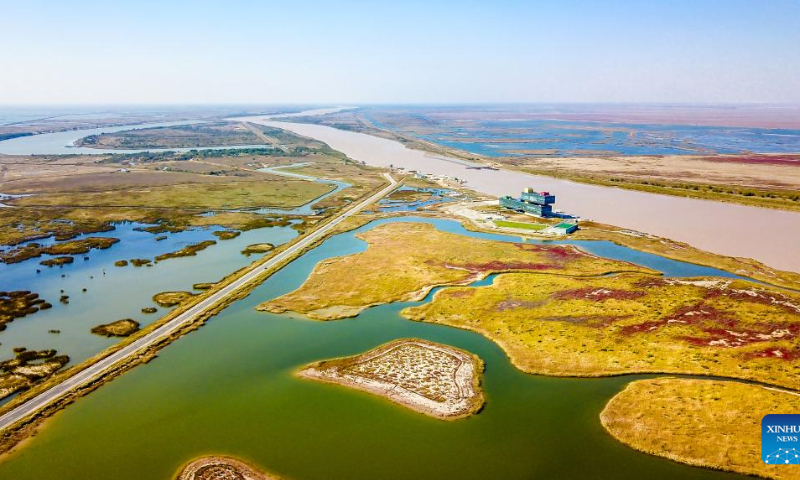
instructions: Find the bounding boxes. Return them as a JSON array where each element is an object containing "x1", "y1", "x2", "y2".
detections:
[{"x1": 500, "y1": 188, "x2": 556, "y2": 217}]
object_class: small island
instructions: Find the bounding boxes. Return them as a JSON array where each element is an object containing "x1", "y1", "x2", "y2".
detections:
[
  {"x1": 90, "y1": 319, "x2": 140, "y2": 337},
  {"x1": 176, "y1": 456, "x2": 280, "y2": 480},
  {"x1": 0, "y1": 348, "x2": 70, "y2": 399},
  {"x1": 0, "y1": 237, "x2": 119, "y2": 264},
  {"x1": 241, "y1": 243, "x2": 274, "y2": 256},
  {"x1": 299, "y1": 338, "x2": 484, "y2": 420},
  {"x1": 1, "y1": 290, "x2": 49, "y2": 330},
  {"x1": 39, "y1": 256, "x2": 74, "y2": 267},
  {"x1": 213, "y1": 230, "x2": 241, "y2": 240},
  {"x1": 153, "y1": 291, "x2": 195, "y2": 307},
  {"x1": 155, "y1": 240, "x2": 216, "y2": 262}
]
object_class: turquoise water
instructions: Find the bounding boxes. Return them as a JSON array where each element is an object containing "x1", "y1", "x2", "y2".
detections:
[{"x1": 0, "y1": 216, "x2": 754, "y2": 479}]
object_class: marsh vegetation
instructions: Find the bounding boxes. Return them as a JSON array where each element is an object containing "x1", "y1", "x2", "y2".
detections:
[
  {"x1": 261, "y1": 222, "x2": 653, "y2": 320},
  {"x1": 90, "y1": 319, "x2": 140, "y2": 337}
]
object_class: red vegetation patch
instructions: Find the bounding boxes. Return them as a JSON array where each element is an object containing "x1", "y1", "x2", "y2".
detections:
[
  {"x1": 512, "y1": 243, "x2": 582, "y2": 262},
  {"x1": 620, "y1": 302, "x2": 800, "y2": 348},
  {"x1": 700, "y1": 154, "x2": 800, "y2": 168},
  {"x1": 552, "y1": 287, "x2": 645, "y2": 302},
  {"x1": 744, "y1": 347, "x2": 800, "y2": 361},
  {"x1": 704, "y1": 287, "x2": 800, "y2": 314},
  {"x1": 449, "y1": 261, "x2": 559, "y2": 273}
]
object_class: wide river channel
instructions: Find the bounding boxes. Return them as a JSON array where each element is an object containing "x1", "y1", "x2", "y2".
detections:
[
  {"x1": 239, "y1": 116, "x2": 800, "y2": 274},
  {"x1": 0, "y1": 216, "x2": 749, "y2": 480},
  {"x1": 3, "y1": 109, "x2": 797, "y2": 272}
]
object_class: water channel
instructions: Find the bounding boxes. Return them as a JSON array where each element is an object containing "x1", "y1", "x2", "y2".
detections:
[
  {"x1": 239, "y1": 116, "x2": 800, "y2": 274},
  {"x1": 0, "y1": 216, "x2": 751, "y2": 479}
]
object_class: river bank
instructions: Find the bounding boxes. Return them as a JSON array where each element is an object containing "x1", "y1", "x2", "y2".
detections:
[{"x1": 237, "y1": 117, "x2": 800, "y2": 274}]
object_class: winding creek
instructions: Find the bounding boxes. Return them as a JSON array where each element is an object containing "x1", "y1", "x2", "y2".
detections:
[
  {"x1": 0, "y1": 216, "x2": 753, "y2": 479},
  {"x1": 250, "y1": 163, "x2": 350, "y2": 215}
]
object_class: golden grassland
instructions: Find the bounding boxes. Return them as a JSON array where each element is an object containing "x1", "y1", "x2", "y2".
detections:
[
  {"x1": 11, "y1": 178, "x2": 334, "y2": 210},
  {"x1": 76, "y1": 122, "x2": 266, "y2": 149},
  {"x1": 0, "y1": 134, "x2": 385, "y2": 246},
  {"x1": 404, "y1": 273, "x2": 800, "y2": 389},
  {"x1": 241, "y1": 243, "x2": 275, "y2": 256},
  {"x1": 601, "y1": 378, "x2": 800, "y2": 480},
  {"x1": 1, "y1": 291, "x2": 51, "y2": 331},
  {"x1": 152, "y1": 291, "x2": 195, "y2": 308},
  {"x1": 0, "y1": 237, "x2": 119, "y2": 264},
  {"x1": 154, "y1": 240, "x2": 217, "y2": 262},
  {"x1": 90, "y1": 319, "x2": 140, "y2": 337},
  {"x1": 260, "y1": 222, "x2": 654, "y2": 320}
]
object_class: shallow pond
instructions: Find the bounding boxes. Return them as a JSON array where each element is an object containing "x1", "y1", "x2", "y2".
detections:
[
  {"x1": 0, "y1": 222, "x2": 298, "y2": 370},
  {"x1": 0, "y1": 216, "x2": 752, "y2": 479},
  {"x1": 377, "y1": 187, "x2": 457, "y2": 212}
]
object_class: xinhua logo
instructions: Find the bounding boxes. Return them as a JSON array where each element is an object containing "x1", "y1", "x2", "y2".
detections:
[{"x1": 763, "y1": 414, "x2": 800, "y2": 464}]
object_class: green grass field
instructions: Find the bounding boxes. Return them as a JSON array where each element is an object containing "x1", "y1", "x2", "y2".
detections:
[{"x1": 493, "y1": 220, "x2": 547, "y2": 231}]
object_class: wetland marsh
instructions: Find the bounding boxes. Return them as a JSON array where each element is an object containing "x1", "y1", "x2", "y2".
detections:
[{"x1": 0, "y1": 216, "x2": 765, "y2": 480}]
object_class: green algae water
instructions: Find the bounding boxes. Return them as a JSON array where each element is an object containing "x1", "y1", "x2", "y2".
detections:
[{"x1": 0, "y1": 218, "x2": 749, "y2": 479}]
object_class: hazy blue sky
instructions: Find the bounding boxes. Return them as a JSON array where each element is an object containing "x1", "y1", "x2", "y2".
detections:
[{"x1": 1, "y1": 0, "x2": 799, "y2": 105}]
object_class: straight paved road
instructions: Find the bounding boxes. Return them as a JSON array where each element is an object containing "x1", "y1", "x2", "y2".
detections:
[{"x1": 0, "y1": 173, "x2": 397, "y2": 432}]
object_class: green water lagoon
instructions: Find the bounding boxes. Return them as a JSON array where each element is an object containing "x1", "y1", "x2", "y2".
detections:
[{"x1": 0, "y1": 217, "x2": 749, "y2": 480}]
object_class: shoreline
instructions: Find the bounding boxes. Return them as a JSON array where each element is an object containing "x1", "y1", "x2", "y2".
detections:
[
  {"x1": 297, "y1": 338, "x2": 485, "y2": 420},
  {"x1": 0, "y1": 176, "x2": 397, "y2": 459},
  {"x1": 176, "y1": 455, "x2": 281, "y2": 480},
  {"x1": 258, "y1": 118, "x2": 800, "y2": 274},
  {"x1": 599, "y1": 378, "x2": 800, "y2": 480}
]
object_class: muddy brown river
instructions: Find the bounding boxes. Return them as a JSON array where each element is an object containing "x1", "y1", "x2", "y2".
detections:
[{"x1": 237, "y1": 116, "x2": 800, "y2": 274}]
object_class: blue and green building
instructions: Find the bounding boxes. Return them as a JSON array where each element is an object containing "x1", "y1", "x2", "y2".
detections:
[{"x1": 500, "y1": 188, "x2": 556, "y2": 217}]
